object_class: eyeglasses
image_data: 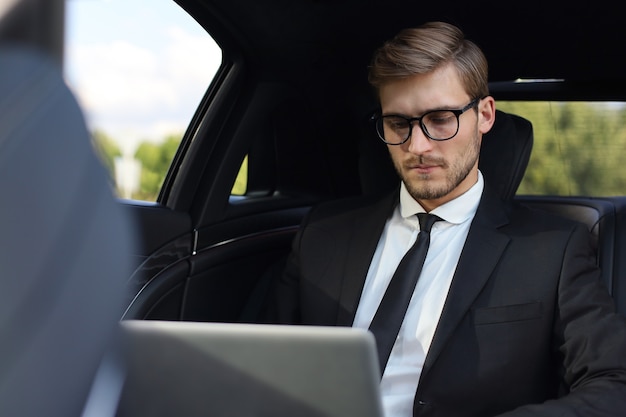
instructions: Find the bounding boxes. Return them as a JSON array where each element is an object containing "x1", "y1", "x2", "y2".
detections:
[{"x1": 371, "y1": 98, "x2": 480, "y2": 144}]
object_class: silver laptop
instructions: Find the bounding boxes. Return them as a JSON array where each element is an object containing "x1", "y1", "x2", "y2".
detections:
[{"x1": 115, "y1": 320, "x2": 383, "y2": 417}]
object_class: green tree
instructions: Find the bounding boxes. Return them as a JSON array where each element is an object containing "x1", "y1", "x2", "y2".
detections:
[
  {"x1": 91, "y1": 129, "x2": 122, "y2": 176},
  {"x1": 232, "y1": 155, "x2": 248, "y2": 195},
  {"x1": 134, "y1": 134, "x2": 182, "y2": 201},
  {"x1": 497, "y1": 101, "x2": 626, "y2": 196}
]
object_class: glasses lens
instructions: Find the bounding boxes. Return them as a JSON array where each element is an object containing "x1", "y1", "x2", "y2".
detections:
[
  {"x1": 422, "y1": 110, "x2": 459, "y2": 140},
  {"x1": 378, "y1": 116, "x2": 410, "y2": 144}
]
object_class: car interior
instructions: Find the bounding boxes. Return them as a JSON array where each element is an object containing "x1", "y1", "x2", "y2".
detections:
[
  {"x1": 3, "y1": 0, "x2": 626, "y2": 414},
  {"x1": 119, "y1": 0, "x2": 626, "y2": 323}
]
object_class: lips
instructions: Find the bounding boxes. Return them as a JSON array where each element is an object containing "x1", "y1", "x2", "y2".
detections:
[
  {"x1": 411, "y1": 164, "x2": 439, "y2": 175},
  {"x1": 405, "y1": 156, "x2": 444, "y2": 173}
]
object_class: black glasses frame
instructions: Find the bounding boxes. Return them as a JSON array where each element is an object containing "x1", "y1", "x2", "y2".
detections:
[{"x1": 372, "y1": 98, "x2": 480, "y2": 145}]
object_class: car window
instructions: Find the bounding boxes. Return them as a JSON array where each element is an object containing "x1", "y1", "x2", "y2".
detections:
[
  {"x1": 64, "y1": 0, "x2": 222, "y2": 202},
  {"x1": 232, "y1": 156, "x2": 248, "y2": 196},
  {"x1": 497, "y1": 101, "x2": 626, "y2": 197}
]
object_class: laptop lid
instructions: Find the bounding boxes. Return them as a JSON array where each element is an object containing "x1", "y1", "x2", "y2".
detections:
[{"x1": 116, "y1": 320, "x2": 383, "y2": 417}]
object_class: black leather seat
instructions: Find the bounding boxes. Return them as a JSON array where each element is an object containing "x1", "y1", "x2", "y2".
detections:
[
  {"x1": 609, "y1": 197, "x2": 626, "y2": 313},
  {"x1": 479, "y1": 110, "x2": 533, "y2": 201},
  {"x1": 518, "y1": 196, "x2": 617, "y2": 300}
]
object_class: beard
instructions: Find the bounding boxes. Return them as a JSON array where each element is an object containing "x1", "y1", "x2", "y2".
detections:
[{"x1": 393, "y1": 130, "x2": 481, "y2": 201}]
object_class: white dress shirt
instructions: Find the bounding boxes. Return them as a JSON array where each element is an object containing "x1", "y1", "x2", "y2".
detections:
[{"x1": 352, "y1": 172, "x2": 484, "y2": 417}]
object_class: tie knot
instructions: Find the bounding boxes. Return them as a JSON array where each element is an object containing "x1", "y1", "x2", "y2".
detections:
[{"x1": 417, "y1": 212, "x2": 442, "y2": 233}]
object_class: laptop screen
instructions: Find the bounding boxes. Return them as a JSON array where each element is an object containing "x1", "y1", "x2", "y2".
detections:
[{"x1": 116, "y1": 320, "x2": 383, "y2": 417}]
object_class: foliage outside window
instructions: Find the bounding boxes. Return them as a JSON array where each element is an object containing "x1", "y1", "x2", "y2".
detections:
[
  {"x1": 497, "y1": 101, "x2": 626, "y2": 196},
  {"x1": 232, "y1": 156, "x2": 248, "y2": 196},
  {"x1": 91, "y1": 131, "x2": 180, "y2": 200}
]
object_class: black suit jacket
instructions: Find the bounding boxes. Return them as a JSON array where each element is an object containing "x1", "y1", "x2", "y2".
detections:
[{"x1": 267, "y1": 185, "x2": 626, "y2": 417}]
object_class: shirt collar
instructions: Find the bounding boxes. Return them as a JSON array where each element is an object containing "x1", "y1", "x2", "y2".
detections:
[{"x1": 399, "y1": 170, "x2": 484, "y2": 225}]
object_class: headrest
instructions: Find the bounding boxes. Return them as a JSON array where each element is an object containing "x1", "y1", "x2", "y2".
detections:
[
  {"x1": 358, "y1": 109, "x2": 534, "y2": 201},
  {"x1": 478, "y1": 109, "x2": 533, "y2": 201}
]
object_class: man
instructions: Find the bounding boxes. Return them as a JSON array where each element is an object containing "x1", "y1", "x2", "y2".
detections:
[{"x1": 266, "y1": 21, "x2": 626, "y2": 416}]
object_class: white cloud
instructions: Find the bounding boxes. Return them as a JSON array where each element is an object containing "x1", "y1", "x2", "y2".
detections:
[
  {"x1": 70, "y1": 40, "x2": 177, "y2": 114},
  {"x1": 66, "y1": 18, "x2": 221, "y2": 152},
  {"x1": 165, "y1": 26, "x2": 222, "y2": 87}
]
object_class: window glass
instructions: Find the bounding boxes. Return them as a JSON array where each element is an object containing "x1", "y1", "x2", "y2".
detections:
[
  {"x1": 496, "y1": 101, "x2": 626, "y2": 196},
  {"x1": 65, "y1": 0, "x2": 222, "y2": 201},
  {"x1": 232, "y1": 156, "x2": 248, "y2": 196}
]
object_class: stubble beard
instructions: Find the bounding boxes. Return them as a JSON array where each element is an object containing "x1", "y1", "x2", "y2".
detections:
[{"x1": 395, "y1": 131, "x2": 481, "y2": 202}]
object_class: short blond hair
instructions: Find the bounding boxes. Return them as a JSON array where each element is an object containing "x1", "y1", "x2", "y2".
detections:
[{"x1": 368, "y1": 21, "x2": 489, "y2": 99}]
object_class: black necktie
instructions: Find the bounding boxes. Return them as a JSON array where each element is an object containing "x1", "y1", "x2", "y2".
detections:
[{"x1": 368, "y1": 212, "x2": 442, "y2": 374}]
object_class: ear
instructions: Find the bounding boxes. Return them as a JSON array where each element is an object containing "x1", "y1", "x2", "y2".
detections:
[{"x1": 477, "y1": 96, "x2": 496, "y2": 134}]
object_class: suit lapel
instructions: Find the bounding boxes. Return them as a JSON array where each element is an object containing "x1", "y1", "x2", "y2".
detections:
[
  {"x1": 335, "y1": 191, "x2": 398, "y2": 326},
  {"x1": 421, "y1": 186, "x2": 511, "y2": 378}
]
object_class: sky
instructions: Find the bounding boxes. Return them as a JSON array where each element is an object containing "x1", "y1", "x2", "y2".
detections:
[{"x1": 64, "y1": 0, "x2": 222, "y2": 155}]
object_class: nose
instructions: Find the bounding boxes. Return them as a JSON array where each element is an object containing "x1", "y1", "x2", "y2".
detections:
[{"x1": 406, "y1": 125, "x2": 434, "y2": 154}]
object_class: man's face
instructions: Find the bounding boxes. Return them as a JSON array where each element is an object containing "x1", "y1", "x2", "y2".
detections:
[{"x1": 379, "y1": 63, "x2": 495, "y2": 211}]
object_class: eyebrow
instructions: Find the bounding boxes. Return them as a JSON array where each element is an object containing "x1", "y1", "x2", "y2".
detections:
[{"x1": 381, "y1": 103, "x2": 463, "y2": 118}]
